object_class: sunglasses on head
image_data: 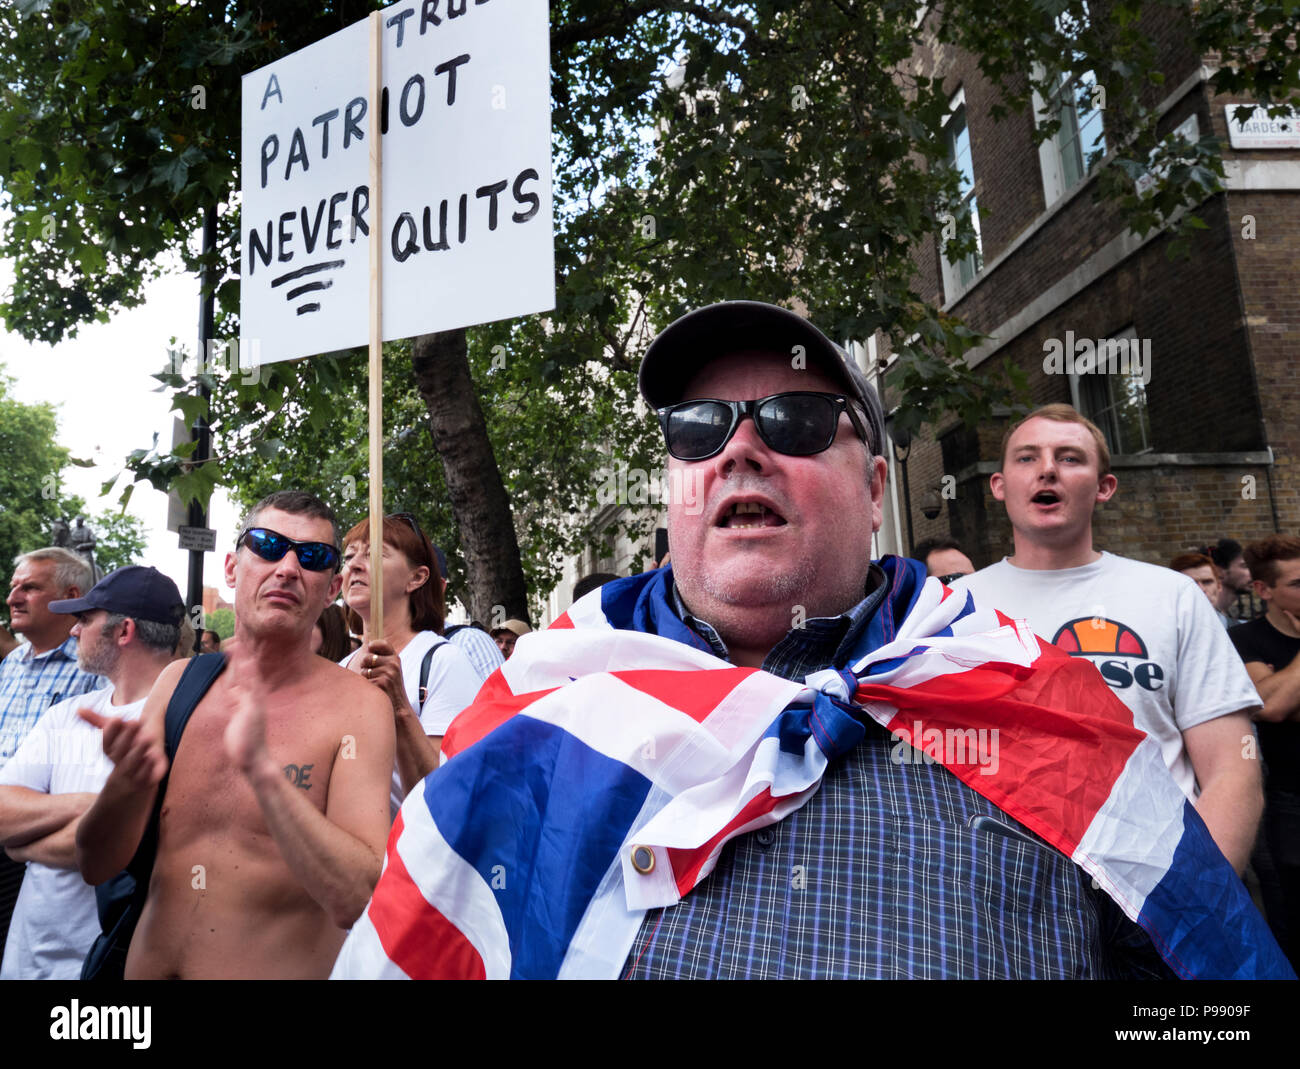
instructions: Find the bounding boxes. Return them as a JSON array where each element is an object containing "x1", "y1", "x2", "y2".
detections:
[
  {"x1": 237, "y1": 528, "x2": 342, "y2": 572},
  {"x1": 387, "y1": 512, "x2": 423, "y2": 539},
  {"x1": 657, "y1": 391, "x2": 870, "y2": 462}
]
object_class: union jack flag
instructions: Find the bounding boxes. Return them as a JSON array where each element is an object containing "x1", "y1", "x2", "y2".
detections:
[{"x1": 332, "y1": 557, "x2": 1293, "y2": 980}]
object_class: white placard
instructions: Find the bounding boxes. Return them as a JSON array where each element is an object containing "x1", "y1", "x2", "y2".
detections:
[
  {"x1": 1225, "y1": 104, "x2": 1300, "y2": 150},
  {"x1": 178, "y1": 526, "x2": 218, "y2": 552},
  {"x1": 240, "y1": 0, "x2": 553, "y2": 367}
]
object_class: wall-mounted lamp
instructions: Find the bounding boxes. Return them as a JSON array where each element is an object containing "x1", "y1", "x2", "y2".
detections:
[{"x1": 919, "y1": 487, "x2": 943, "y2": 521}]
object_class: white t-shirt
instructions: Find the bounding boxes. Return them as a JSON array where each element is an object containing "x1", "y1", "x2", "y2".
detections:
[
  {"x1": 0, "y1": 685, "x2": 145, "y2": 979},
  {"x1": 953, "y1": 553, "x2": 1261, "y2": 799},
  {"x1": 342, "y1": 632, "x2": 482, "y2": 814}
]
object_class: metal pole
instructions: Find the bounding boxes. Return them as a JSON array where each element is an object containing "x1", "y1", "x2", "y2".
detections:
[{"x1": 186, "y1": 204, "x2": 218, "y2": 632}]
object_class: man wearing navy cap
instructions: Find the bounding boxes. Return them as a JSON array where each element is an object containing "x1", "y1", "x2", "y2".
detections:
[
  {"x1": 0, "y1": 566, "x2": 182, "y2": 978},
  {"x1": 333, "y1": 298, "x2": 1300, "y2": 980},
  {"x1": 612, "y1": 301, "x2": 1229, "y2": 977}
]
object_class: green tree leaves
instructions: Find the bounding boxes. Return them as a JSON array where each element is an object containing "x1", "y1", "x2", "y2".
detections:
[
  {"x1": 4, "y1": 1, "x2": 1295, "y2": 613},
  {"x1": 0, "y1": 369, "x2": 72, "y2": 603}
]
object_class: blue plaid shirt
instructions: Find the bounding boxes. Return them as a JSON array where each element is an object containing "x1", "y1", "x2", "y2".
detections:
[
  {"x1": 448, "y1": 624, "x2": 504, "y2": 683},
  {"x1": 621, "y1": 571, "x2": 1168, "y2": 979},
  {"x1": 0, "y1": 637, "x2": 102, "y2": 770}
]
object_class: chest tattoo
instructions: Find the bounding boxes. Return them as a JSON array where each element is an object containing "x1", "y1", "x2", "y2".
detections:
[{"x1": 282, "y1": 763, "x2": 314, "y2": 791}]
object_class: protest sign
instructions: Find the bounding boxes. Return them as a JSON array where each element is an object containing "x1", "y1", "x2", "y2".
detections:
[{"x1": 240, "y1": 0, "x2": 553, "y2": 367}]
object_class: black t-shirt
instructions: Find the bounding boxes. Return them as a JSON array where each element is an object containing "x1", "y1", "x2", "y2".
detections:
[{"x1": 1230, "y1": 617, "x2": 1300, "y2": 794}]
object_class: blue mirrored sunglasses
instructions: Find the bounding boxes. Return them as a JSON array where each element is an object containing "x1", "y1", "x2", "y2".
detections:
[{"x1": 237, "y1": 528, "x2": 341, "y2": 573}]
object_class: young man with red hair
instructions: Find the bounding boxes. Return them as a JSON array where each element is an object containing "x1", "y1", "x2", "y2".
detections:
[
  {"x1": 955, "y1": 404, "x2": 1263, "y2": 872},
  {"x1": 1168, "y1": 551, "x2": 1232, "y2": 628}
]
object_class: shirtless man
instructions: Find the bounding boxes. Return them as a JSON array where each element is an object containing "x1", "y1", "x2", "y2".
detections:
[{"x1": 75, "y1": 491, "x2": 394, "y2": 978}]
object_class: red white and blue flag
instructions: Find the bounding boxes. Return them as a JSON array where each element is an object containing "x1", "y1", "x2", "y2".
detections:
[{"x1": 332, "y1": 556, "x2": 1293, "y2": 980}]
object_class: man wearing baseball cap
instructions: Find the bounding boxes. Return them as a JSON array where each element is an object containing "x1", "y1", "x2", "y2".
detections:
[
  {"x1": 0, "y1": 566, "x2": 183, "y2": 978},
  {"x1": 336, "y1": 300, "x2": 1293, "y2": 980},
  {"x1": 626, "y1": 300, "x2": 1138, "y2": 976},
  {"x1": 490, "y1": 618, "x2": 531, "y2": 659}
]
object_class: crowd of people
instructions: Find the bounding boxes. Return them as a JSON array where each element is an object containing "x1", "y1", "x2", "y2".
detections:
[{"x1": 0, "y1": 299, "x2": 1295, "y2": 978}]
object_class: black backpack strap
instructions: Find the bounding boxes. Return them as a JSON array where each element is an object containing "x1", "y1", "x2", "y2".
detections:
[
  {"x1": 129, "y1": 652, "x2": 227, "y2": 891},
  {"x1": 418, "y1": 640, "x2": 452, "y2": 711},
  {"x1": 83, "y1": 653, "x2": 226, "y2": 980},
  {"x1": 144, "y1": 651, "x2": 226, "y2": 857},
  {"x1": 163, "y1": 652, "x2": 226, "y2": 760}
]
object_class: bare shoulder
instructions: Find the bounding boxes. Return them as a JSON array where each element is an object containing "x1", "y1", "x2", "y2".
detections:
[
  {"x1": 310, "y1": 659, "x2": 393, "y2": 838},
  {"x1": 139, "y1": 657, "x2": 192, "y2": 729},
  {"x1": 304, "y1": 658, "x2": 392, "y2": 757},
  {"x1": 310, "y1": 656, "x2": 389, "y2": 713},
  {"x1": 152, "y1": 657, "x2": 192, "y2": 697}
]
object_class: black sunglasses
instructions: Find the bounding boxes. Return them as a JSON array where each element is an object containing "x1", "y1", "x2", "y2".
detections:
[
  {"x1": 388, "y1": 512, "x2": 423, "y2": 539},
  {"x1": 657, "y1": 392, "x2": 870, "y2": 462},
  {"x1": 237, "y1": 528, "x2": 342, "y2": 573},
  {"x1": 936, "y1": 573, "x2": 969, "y2": 585}
]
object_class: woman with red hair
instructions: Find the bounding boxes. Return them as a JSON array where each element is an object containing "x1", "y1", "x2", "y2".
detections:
[{"x1": 340, "y1": 513, "x2": 481, "y2": 816}]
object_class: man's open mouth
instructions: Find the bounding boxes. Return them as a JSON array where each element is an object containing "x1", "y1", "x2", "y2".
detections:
[
  {"x1": 1031, "y1": 490, "x2": 1060, "y2": 505},
  {"x1": 718, "y1": 501, "x2": 787, "y2": 529}
]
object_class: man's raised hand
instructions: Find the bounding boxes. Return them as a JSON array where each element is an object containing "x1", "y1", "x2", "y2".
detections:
[
  {"x1": 223, "y1": 648, "x2": 271, "y2": 776},
  {"x1": 78, "y1": 708, "x2": 168, "y2": 788}
]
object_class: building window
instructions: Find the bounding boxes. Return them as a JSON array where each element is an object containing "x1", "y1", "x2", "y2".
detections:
[
  {"x1": 1051, "y1": 69, "x2": 1106, "y2": 192},
  {"x1": 1069, "y1": 328, "x2": 1152, "y2": 455},
  {"x1": 1034, "y1": 2, "x2": 1106, "y2": 204},
  {"x1": 940, "y1": 90, "x2": 983, "y2": 300}
]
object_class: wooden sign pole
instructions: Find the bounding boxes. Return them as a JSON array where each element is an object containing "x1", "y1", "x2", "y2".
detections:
[{"x1": 367, "y1": 11, "x2": 385, "y2": 640}]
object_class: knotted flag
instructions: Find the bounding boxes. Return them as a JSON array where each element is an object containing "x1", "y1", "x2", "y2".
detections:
[{"x1": 332, "y1": 556, "x2": 1293, "y2": 980}]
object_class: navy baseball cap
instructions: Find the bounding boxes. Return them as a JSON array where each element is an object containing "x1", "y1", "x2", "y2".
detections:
[
  {"x1": 637, "y1": 300, "x2": 886, "y2": 456},
  {"x1": 49, "y1": 565, "x2": 185, "y2": 625},
  {"x1": 430, "y1": 544, "x2": 449, "y2": 582}
]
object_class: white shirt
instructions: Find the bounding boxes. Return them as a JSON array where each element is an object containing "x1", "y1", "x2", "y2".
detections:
[
  {"x1": 343, "y1": 632, "x2": 482, "y2": 815},
  {"x1": 0, "y1": 685, "x2": 145, "y2": 979},
  {"x1": 953, "y1": 553, "x2": 1261, "y2": 798}
]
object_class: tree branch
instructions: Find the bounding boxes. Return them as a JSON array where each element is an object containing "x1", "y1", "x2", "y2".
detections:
[{"x1": 552, "y1": 1, "x2": 754, "y2": 50}]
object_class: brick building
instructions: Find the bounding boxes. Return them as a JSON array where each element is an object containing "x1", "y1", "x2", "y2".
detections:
[
  {"x1": 878, "y1": 5, "x2": 1299, "y2": 569},
  {"x1": 201, "y1": 585, "x2": 234, "y2": 617},
  {"x1": 541, "y1": 7, "x2": 1297, "y2": 621}
]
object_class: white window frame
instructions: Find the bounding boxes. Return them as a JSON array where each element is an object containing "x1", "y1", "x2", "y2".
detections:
[
  {"x1": 1032, "y1": 31, "x2": 1106, "y2": 207},
  {"x1": 1067, "y1": 325, "x2": 1153, "y2": 456},
  {"x1": 939, "y1": 89, "x2": 983, "y2": 302}
]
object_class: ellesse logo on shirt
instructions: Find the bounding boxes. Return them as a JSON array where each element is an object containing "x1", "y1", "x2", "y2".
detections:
[{"x1": 1050, "y1": 617, "x2": 1165, "y2": 692}]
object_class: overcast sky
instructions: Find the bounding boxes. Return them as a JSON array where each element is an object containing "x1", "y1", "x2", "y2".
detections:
[{"x1": 0, "y1": 261, "x2": 240, "y2": 602}]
